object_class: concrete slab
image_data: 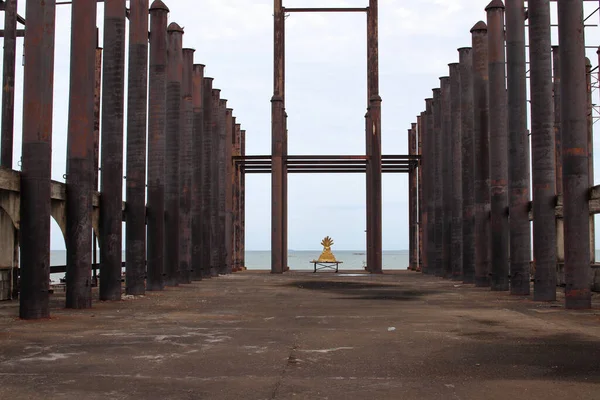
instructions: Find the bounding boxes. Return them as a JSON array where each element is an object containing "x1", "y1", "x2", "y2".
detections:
[{"x1": 0, "y1": 271, "x2": 599, "y2": 399}]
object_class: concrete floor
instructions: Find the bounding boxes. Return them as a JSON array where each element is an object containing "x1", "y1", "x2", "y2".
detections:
[{"x1": 0, "y1": 270, "x2": 599, "y2": 400}]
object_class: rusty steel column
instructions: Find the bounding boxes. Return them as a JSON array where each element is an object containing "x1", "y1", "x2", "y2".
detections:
[
  {"x1": 553, "y1": 46, "x2": 565, "y2": 276},
  {"x1": 409, "y1": 123, "x2": 418, "y2": 271},
  {"x1": 585, "y1": 59, "x2": 595, "y2": 265},
  {"x1": 432, "y1": 88, "x2": 443, "y2": 277},
  {"x1": 210, "y1": 89, "x2": 222, "y2": 277},
  {"x1": 146, "y1": 0, "x2": 169, "y2": 291},
  {"x1": 225, "y1": 111, "x2": 235, "y2": 274},
  {"x1": 65, "y1": 0, "x2": 97, "y2": 309},
  {"x1": 487, "y1": 0, "x2": 509, "y2": 291},
  {"x1": 100, "y1": 0, "x2": 126, "y2": 301},
  {"x1": 94, "y1": 43, "x2": 102, "y2": 190},
  {"x1": 191, "y1": 64, "x2": 204, "y2": 281},
  {"x1": 558, "y1": 0, "x2": 591, "y2": 309},
  {"x1": 179, "y1": 47, "x2": 194, "y2": 284},
  {"x1": 201, "y1": 77, "x2": 214, "y2": 278},
  {"x1": 419, "y1": 111, "x2": 428, "y2": 273},
  {"x1": 459, "y1": 47, "x2": 475, "y2": 284},
  {"x1": 365, "y1": 111, "x2": 372, "y2": 273},
  {"x1": 164, "y1": 23, "x2": 183, "y2": 286},
  {"x1": 19, "y1": 0, "x2": 56, "y2": 319},
  {"x1": 424, "y1": 98, "x2": 434, "y2": 275},
  {"x1": 506, "y1": 0, "x2": 531, "y2": 295},
  {"x1": 529, "y1": 0, "x2": 557, "y2": 301},
  {"x1": 472, "y1": 22, "x2": 491, "y2": 287},
  {"x1": 417, "y1": 115, "x2": 423, "y2": 271},
  {"x1": 449, "y1": 63, "x2": 463, "y2": 281},
  {"x1": 217, "y1": 98, "x2": 228, "y2": 275},
  {"x1": 240, "y1": 129, "x2": 246, "y2": 269},
  {"x1": 440, "y1": 77, "x2": 452, "y2": 278},
  {"x1": 0, "y1": 0, "x2": 17, "y2": 168},
  {"x1": 232, "y1": 123, "x2": 242, "y2": 272},
  {"x1": 125, "y1": 0, "x2": 150, "y2": 296}
]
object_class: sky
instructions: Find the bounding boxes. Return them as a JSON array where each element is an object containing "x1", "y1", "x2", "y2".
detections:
[{"x1": 3, "y1": 0, "x2": 600, "y2": 251}]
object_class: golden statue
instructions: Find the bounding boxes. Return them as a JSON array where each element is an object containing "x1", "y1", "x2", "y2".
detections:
[{"x1": 317, "y1": 236, "x2": 337, "y2": 263}]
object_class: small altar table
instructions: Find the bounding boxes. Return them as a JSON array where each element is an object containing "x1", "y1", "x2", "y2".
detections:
[{"x1": 310, "y1": 260, "x2": 343, "y2": 273}]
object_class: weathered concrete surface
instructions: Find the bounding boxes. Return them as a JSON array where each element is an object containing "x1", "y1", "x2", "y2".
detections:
[{"x1": 0, "y1": 271, "x2": 599, "y2": 399}]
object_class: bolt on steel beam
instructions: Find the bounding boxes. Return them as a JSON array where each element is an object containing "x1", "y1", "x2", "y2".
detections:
[
  {"x1": 487, "y1": 0, "x2": 510, "y2": 291},
  {"x1": 210, "y1": 88, "x2": 222, "y2": 277},
  {"x1": 65, "y1": 0, "x2": 97, "y2": 309},
  {"x1": 164, "y1": 22, "x2": 183, "y2": 286},
  {"x1": 432, "y1": 87, "x2": 443, "y2": 278},
  {"x1": 0, "y1": 0, "x2": 17, "y2": 168},
  {"x1": 459, "y1": 47, "x2": 475, "y2": 284},
  {"x1": 100, "y1": 0, "x2": 126, "y2": 301},
  {"x1": 449, "y1": 63, "x2": 463, "y2": 281},
  {"x1": 146, "y1": 0, "x2": 169, "y2": 291},
  {"x1": 440, "y1": 77, "x2": 452, "y2": 279},
  {"x1": 225, "y1": 111, "x2": 235, "y2": 275},
  {"x1": 529, "y1": 0, "x2": 557, "y2": 301},
  {"x1": 506, "y1": 0, "x2": 531, "y2": 295},
  {"x1": 424, "y1": 98, "x2": 435, "y2": 275},
  {"x1": 178, "y1": 47, "x2": 194, "y2": 284},
  {"x1": 471, "y1": 21, "x2": 491, "y2": 288},
  {"x1": 558, "y1": 0, "x2": 591, "y2": 309},
  {"x1": 19, "y1": 0, "x2": 56, "y2": 320},
  {"x1": 125, "y1": 0, "x2": 149, "y2": 296},
  {"x1": 191, "y1": 63, "x2": 205, "y2": 281},
  {"x1": 201, "y1": 77, "x2": 214, "y2": 279}
]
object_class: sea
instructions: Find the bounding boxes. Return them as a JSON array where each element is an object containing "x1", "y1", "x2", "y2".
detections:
[{"x1": 49, "y1": 250, "x2": 410, "y2": 283}]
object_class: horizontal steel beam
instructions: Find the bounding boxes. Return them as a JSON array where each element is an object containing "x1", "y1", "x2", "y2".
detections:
[{"x1": 284, "y1": 7, "x2": 368, "y2": 13}]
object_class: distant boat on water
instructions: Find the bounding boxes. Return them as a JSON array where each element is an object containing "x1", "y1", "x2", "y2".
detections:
[{"x1": 353, "y1": 252, "x2": 365, "y2": 255}]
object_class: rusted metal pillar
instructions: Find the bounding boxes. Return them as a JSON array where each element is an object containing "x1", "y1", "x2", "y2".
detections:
[
  {"x1": 272, "y1": 0, "x2": 286, "y2": 274},
  {"x1": 586, "y1": 58, "x2": 595, "y2": 265},
  {"x1": 558, "y1": 0, "x2": 591, "y2": 309},
  {"x1": 65, "y1": 0, "x2": 97, "y2": 309},
  {"x1": 449, "y1": 63, "x2": 463, "y2": 281},
  {"x1": 424, "y1": 98, "x2": 434, "y2": 275},
  {"x1": 191, "y1": 63, "x2": 204, "y2": 281},
  {"x1": 19, "y1": 0, "x2": 56, "y2": 319},
  {"x1": 486, "y1": 0, "x2": 509, "y2": 291},
  {"x1": 210, "y1": 89, "x2": 221, "y2": 277},
  {"x1": 217, "y1": 98, "x2": 228, "y2": 275},
  {"x1": 419, "y1": 110, "x2": 428, "y2": 273},
  {"x1": 164, "y1": 23, "x2": 183, "y2": 286},
  {"x1": 417, "y1": 115, "x2": 423, "y2": 271},
  {"x1": 100, "y1": 0, "x2": 126, "y2": 301},
  {"x1": 459, "y1": 47, "x2": 475, "y2": 284},
  {"x1": 365, "y1": 111, "x2": 372, "y2": 272},
  {"x1": 201, "y1": 77, "x2": 214, "y2": 278},
  {"x1": 409, "y1": 123, "x2": 418, "y2": 271},
  {"x1": 432, "y1": 88, "x2": 443, "y2": 277},
  {"x1": 125, "y1": 0, "x2": 150, "y2": 296},
  {"x1": 240, "y1": 129, "x2": 246, "y2": 269},
  {"x1": 179, "y1": 48, "x2": 194, "y2": 284},
  {"x1": 0, "y1": 0, "x2": 17, "y2": 168},
  {"x1": 529, "y1": 0, "x2": 557, "y2": 301},
  {"x1": 553, "y1": 46, "x2": 565, "y2": 279},
  {"x1": 440, "y1": 77, "x2": 452, "y2": 278},
  {"x1": 506, "y1": 0, "x2": 531, "y2": 295},
  {"x1": 232, "y1": 123, "x2": 242, "y2": 272},
  {"x1": 147, "y1": 0, "x2": 169, "y2": 291},
  {"x1": 472, "y1": 22, "x2": 491, "y2": 287},
  {"x1": 225, "y1": 111, "x2": 235, "y2": 274},
  {"x1": 94, "y1": 43, "x2": 102, "y2": 189}
]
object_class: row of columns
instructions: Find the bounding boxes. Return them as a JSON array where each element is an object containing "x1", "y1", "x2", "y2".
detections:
[
  {"x1": 408, "y1": 0, "x2": 594, "y2": 309},
  {"x1": 16, "y1": 0, "x2": 246, "y2": 319}
]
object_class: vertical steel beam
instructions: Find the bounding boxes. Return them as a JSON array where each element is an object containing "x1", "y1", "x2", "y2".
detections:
[
  {"x1": 585, "y1": 58, "x2": 595, "y2": 265},
  {"x1": 272, "y1": 0, "x2": 285, "y2": 274},
  {"x1": 164, "y1": 22, "x2": 183, "y2": 286},
  {"x1": 191, "y1": 63, "x2": 205, "y2": 281},
  {"x1": 459, "y1": 47, "x2": 475, "y2": 284},
  {"x1": 425, "y1": 98, "x2": 434, "y2": 275},
  {"x1": 449, "y1": 63, "x2": 463, "y2": 281},
  {"x1": 217, "y1": 98, "x2": 228, "y2": 275},
  {"x1": 553, "y1": 45, "x2": 565, "y2": 272},
  {"x1": 225, "y1": 111, "x2": 235, "y2": 274},
  {"x1": 210, "y1": 89, "x2": 221, "y2": 277},
  {"x1": 506, "y1": 0, "x2": 531, "y2": 295},
  {"x1": 365, "y1": 110, "x2": 372, "y2": 273},
  {"x1": 201, "y1": 77, "x2": 214, "y2": 278},
  {"x1": 232, "y1": 123, "x2": 242, "y2": 272},
  {"x1": 432, "y1": 88, "x2": 443, "y2": 277},
  {"x1": 487, "y1": 0, "x2": 510, "y2": 291},
  {"x1": 1, "y1": 0, "x2": 17, "y2": 168},
  {"x1": 179, "y1": 47, "x2": 194, "y2": 284},
  {"x1": 472, "y1": 21, "x2": 491, "y2": 287},
  {"x1": 240, "y1": 129, "x2": 246, "y2": 270},
  {"x1": 147, "y1": 0, "x2": 169, "y2": 291},
  {"x1": 125, "y1": 0, "x2": 150, "y2": 296},
  {"x1": 419, "y1": 111, "x2": 428, "y2": 273},
  {"x1": 440, "y1": 77, "x2": 452, "y2": 279},
  {"x1": 417, "y1": 114, "x2": 423, "y2": 271},
  {"x1": 557, "y1": 0, "x2": 591, "y2": 309},
  {"x1": 529, "y1": 0, "x2": 557, "y2": 301},
  {"x1": 94, "y1": 43, "x2": 102, "y2": 191},
  {"x1": 409, "y1": 123, "x2": 418, "y2": 271},
  {"x1": 100, "y1": 0, "x2": 126, "y2": 301},
  {"x1": 19, "y1": 0, "x2": 56, "y2": 319},
  {"x1": 65, "y1": 0, "x2": 97, "y2": 309}
]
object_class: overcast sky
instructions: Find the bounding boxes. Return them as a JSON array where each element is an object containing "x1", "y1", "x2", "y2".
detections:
[{"x1": 4, "y1": 1, "x2": 600, "y2": 251}]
